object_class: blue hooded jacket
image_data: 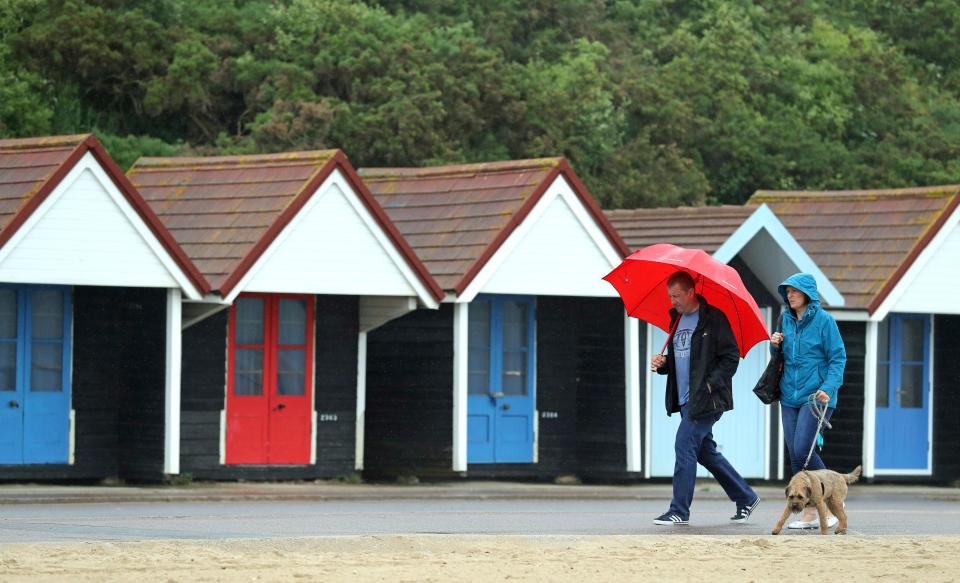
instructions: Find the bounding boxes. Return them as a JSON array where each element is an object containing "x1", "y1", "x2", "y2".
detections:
[{"x1": 776, "y1": 273, "x2": 847, "y2": 408}]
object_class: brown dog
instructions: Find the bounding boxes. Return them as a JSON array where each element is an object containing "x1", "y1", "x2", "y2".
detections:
[{"x1": 772, "y1": 465, "x2": 861, "y2": 535}]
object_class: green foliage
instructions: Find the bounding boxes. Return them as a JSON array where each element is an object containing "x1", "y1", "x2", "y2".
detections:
[
  {"x1": 2, "y1": 0, "x2": 960, "y2": 207},
  {"x1": 97, "y1": 132, "x2": 180, "y2": 171}
]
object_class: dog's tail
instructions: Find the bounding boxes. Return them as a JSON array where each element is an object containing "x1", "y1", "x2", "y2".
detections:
[{"x1": 845, "y1": 465, "x2": 862, "y2": 484}]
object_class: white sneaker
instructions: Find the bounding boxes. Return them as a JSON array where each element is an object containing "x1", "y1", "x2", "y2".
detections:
[{"x1": 787, "y1": 515, "x2": 838, "y2": 529}]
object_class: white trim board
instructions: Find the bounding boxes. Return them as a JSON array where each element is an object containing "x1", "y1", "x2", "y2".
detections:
[
  {"x1": 873, "y1": 468, "x2": 934, "y2": 476},
  {"x1": 714, "y1": 204, "x2": 844, "y2": 307},
  {"x1": 458, "y1": 175, "x2": 622, "y2": 303},
  {"x1": 865, "y1": 313, "x2": 935, "y2": 477},
  {"x1": 863, "y1": 320, "x2": 878, "y2": 479},
  {"x1": 643, "y1": 323, "x2": 654, "y2": 477},
  {"x1": 873, "y1": 202, "x2": 960, "y2": 321},
  {"x1": 624, "y1": 314, "x2": 641, "y2": 472},
  {"x1": 226, "y1": 169, "x2": 438, "y2": 309},
  {"x1": 830, "y1": 310, "x2": 870, "y2": 322},
  {"x1": 163, "y1": 288, "x2": 182, "y2": 475},
  {"x1": 0, "y1": 152, "x2": 201, "y2": 299},
  {"x1": 452, "y1": 302, "x2": 469, "y2": 472},
  {"x1": 355, "y1": 331, "x2": 368, "y2": 471}
]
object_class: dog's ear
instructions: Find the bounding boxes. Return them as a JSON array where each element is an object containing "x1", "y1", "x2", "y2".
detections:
[{"x1": 784, "y1": 486, "x2": 790, "y2": 497}]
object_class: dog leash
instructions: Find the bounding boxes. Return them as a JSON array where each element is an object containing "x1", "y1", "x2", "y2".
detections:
[{"x1": 801, "y1": 395, "x2": 832, "y2": 470}]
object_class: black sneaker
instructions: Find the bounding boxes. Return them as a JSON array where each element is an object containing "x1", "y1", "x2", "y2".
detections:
[
  {"x1": 653, "y1": 512, "x2": 689, "y2": 526},
  {"x1": 730, "y1": 496, "x2": 761, "y2": 523}
]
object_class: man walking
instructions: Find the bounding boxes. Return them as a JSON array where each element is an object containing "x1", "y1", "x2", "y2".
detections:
[{"x1": 651, "y1": 271, "x2": 760, "y2": 526}]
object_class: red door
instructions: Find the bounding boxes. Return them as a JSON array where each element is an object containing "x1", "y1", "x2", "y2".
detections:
[{"x1": 226, "y1": 293, "x2": 314, "y2": 464}]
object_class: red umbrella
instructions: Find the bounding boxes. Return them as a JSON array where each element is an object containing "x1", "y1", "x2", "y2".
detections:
[{"x1": 603, "y1": 243, "x2": 767, "y2": 358}]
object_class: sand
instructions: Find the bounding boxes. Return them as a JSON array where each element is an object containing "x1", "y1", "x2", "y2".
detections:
[{"x1": 1, "y1": 535, "x2": 958, "y2": 582}]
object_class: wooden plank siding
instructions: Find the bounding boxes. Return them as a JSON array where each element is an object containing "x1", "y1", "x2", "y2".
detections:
[
  {"x1": 573, "y1": 298, "x2": 630, "y2": 478},
  {"x1": 115, "y1": 288, "x2": 167, "y2": 482},
  {"x1": 0, "y1": 286, "x2": 166, "y2": 482},
  {"x1": 729, "y1": 256, "x2": 783, "y2": 481},
  {"x1": 467, "y1": 298, "x2": 630, "y2": 479},
  {"x1": 933, "y1": 315, "x2": 960, "y2": 483},
  {"x1": 364, "y1": 298, "x2": 631, "y2": 480},
  {"x1": 364, "y1": 305, "x2": 455, "y2": 478},
  {"x1": 818, "y1": 321, "x2": 866, "y2": 475},
  {"x1": 179, "y1": 295, "x2": 358, "y2": 480}
]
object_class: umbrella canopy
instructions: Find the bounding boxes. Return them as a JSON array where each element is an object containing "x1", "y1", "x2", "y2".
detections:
[{"x1": 603, "y1": 243, "x2": 767, "y2": 358}]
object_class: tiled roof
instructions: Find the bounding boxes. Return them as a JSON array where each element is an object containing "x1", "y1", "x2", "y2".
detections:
[
  {"x1": 360, "y1": 158, "x2": 629, "y2": 293},
  {"x1": 0, "y1": 134, "x2": 208, "y2": 293},
  {"x1": 129, "y1": 151, "x2": 442, "y2": 300},
  {"x1": 604, "y1": 206, "x2": 754, "y2": 253},
  {"x1": 0, "y1": 134, "x2": 90, "y2": 237},
  {"x1": 749, "y1": 186, "x2": 960, "y2": 311}
]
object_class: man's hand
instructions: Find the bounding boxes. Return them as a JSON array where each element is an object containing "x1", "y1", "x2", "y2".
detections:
[
  {"x1": 814, "y1": 389, "x2": 830, "y2": 403},
  {"x1": 650, "y1": 354, "x2": 666, "y2": 371},
  {"x1": 770, "y1": 332, "x2": 783, "y2": 347}
]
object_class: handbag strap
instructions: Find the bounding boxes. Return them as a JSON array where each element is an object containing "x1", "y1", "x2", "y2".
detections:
[{"x1": 773, "y1": 311, "x2": 784, "y2": 351}]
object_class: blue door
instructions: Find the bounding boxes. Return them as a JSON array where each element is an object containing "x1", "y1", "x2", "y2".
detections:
[
  {"x1": 649, "y1": 317, "x2": 768, "y2": 478},
  {"x1": 0, "y1": 286, "x2": 72, "y2": 465},
  {"x1": 875, "y1": 314, "x2": 930, "y2": 470},
  {"x1": 467, "y1": 295, "x2": 536, "y2": 464}
]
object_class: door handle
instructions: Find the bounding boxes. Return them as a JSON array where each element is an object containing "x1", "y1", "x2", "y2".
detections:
[
  {"x1": 8, "y1": 400, "x2": 18, "y2": 409},
  {"x1": 490, "y1": 392, "x2": 505, "y2": 399},
  {"x1": 502, "y1": 403, "x2": 511, "y2": 411},
  {"x1": 273, "y1": 403, "x2": 286, "y2": 412}
]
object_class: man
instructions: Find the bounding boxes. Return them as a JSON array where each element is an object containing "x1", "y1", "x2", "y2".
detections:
[{"x1": 651, "y1": 271, "x2": 760, "y2": 526}]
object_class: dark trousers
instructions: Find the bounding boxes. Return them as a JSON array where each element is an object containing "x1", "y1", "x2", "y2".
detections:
[
  {"x1": 668, "y1": 405, "x2": 756, "y2": 520},
  {"x1": 781, "y1": 404, "x2": 835, "y2": 474}
]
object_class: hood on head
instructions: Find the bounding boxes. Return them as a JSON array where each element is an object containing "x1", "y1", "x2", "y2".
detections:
[{"x1": 778, "y1": 273, "x2": 821, "y2": 306}]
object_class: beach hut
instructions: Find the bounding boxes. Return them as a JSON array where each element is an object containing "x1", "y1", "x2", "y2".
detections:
[
  {"x1": 127, "y1": 151, "x2": 442, "y2": 480},
  {"x1": 358, "y1": 159, "x2": 637, "y2": 479},
  {"x1": 749, "y1": 186, "x2": 960, "y2": 482},
  {"x1": 0, "y1": 135, "x2": 206, "y2": 481},
  {"x1": 606, "y1": 204, "x2": 843, "y2": 480}
]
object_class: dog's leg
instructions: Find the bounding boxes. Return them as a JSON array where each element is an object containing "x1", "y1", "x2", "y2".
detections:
[
  {"x1": 828, "y1": 489, "x2": 848, "y2": 535},
  {"x1": 807, "y1": 474, "x2": 830, "y2": 535},
  {"x1": 772, "y1": 505, "x2": 792, "y2": 535}
]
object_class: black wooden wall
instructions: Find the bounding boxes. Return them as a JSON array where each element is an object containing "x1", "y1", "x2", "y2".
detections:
[
  {"x1": 817, "y1": 320, "x2": 865, "y2": 475},
  {"x1": 933, "y1": 315, "x2": 960, "y2": 483},
  {"x1": 364, "y1": 297, "x2": 630, "y2": 480},
  {"x1": 116, "y1": 288, "x2": 167, "y2": 482},
  {"x1": 364, "y1": 304, "x2": 454, "y2": 477},
  {"x1": 179, "y1": 294, "x2": 358, "y2": 480},
  {"x1": 0, "y1": 286, "x2": 167, "y2": 482}
]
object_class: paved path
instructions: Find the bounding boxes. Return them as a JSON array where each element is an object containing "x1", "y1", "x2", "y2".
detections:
[{"x1": 1, "y1": 492, "x2": 958, "y2": 542}]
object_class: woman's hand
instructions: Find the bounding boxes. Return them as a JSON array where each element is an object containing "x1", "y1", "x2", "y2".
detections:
[
  {"x1": 770, "y1": 332, "x2": 783, "y2": 347},
  {"x1": 814, "y1": 390, "x2": 830, "y2": 403}
]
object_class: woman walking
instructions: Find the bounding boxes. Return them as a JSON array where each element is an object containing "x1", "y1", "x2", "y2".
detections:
[{"x1": 770, "y1": 273, "x2": 846, "y2": 529}]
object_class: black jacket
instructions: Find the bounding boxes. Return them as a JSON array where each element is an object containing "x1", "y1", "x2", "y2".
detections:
[{"x1": 656, "y1": 296, "x2": 740, "y2": 419}]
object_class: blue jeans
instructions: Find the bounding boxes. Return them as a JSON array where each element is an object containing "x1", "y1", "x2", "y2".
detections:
[
  {"x1": 668, "y1": 405, "x2": 757, "y2": 520},
  {"x1": 781, "y1": 404, "x2": 835, "y2": 474}
]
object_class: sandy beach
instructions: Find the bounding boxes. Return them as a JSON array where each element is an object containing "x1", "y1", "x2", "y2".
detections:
[{"x1": 1, "y1": 535, "x2": 958, "y2": 582}]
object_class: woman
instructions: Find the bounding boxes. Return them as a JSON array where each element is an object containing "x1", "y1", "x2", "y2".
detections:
[{"x1": 770, "y1": 273, "x2": 846, "y2": 529}]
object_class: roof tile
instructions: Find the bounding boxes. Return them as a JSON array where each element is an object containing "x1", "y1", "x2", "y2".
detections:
[
  {"x1": 0, "y1": 135, "x2": 88, "y2": 235},
  {"x1": 749, "y1": 186, "x2": 960, "y2": 310},
  {"x1": 129, "y1": 151, "x2": 338, "y2": 291},
  {"x1": 604, "y1": 206, "x2": 754, "y2": 254},
  {"x1": 360, "y1": 160, "x2": 562, "y2": 291}
]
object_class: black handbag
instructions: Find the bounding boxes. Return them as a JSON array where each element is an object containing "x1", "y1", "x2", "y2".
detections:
[{"x1": 752, "y1": 312, "x2": 784, "y2": 404}]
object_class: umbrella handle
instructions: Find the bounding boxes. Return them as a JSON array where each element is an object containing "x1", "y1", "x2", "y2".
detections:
[{"x1": 658, "y1": 316, "x2": 682, "y2": 357}]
